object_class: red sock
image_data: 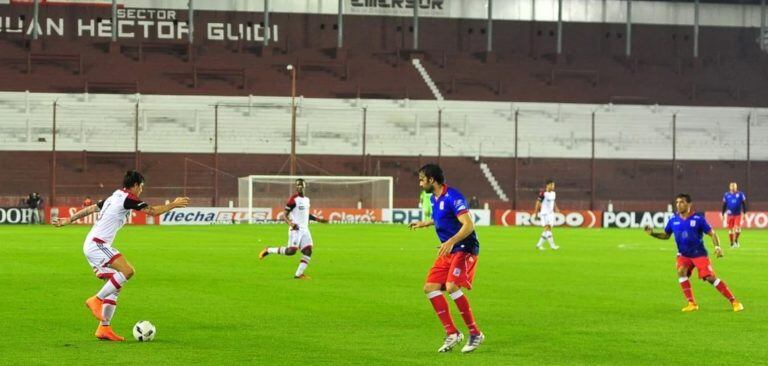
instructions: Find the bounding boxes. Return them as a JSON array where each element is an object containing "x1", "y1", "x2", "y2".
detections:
[
  {"x1": 679, "y1": 277, "x2": 696, "y2": 304},
  {"x1": 450, "y1": 290, "x2": 481, "y2": 336},
  {"x1": 728, "y1": 233, "x2": 734, "y2": 244},
  {"x1": 714, "y1": 279, "x2": 735, "y2": 302},
  {"x1": 427, "y1": 291, "x2": 458, "y2": 335}
]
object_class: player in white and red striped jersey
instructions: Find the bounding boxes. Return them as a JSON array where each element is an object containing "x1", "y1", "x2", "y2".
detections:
[
  {"x1": 259, "y1": 178, "x2": 328, "y2": 279},
  {"x1": 53, "y1": 171, "x2": 189, "y2": 341},
  {"x1": 533, "y1": 179, "x2": 560, "y2": 250}
]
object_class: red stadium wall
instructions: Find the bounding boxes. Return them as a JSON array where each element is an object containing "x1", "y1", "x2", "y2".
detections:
[
  {"x1": 1, "y1": 151, "x2": 765, "y2": 212},
  {"x1": 0, "y1": 4, "x2": 766, "y2": 106}
]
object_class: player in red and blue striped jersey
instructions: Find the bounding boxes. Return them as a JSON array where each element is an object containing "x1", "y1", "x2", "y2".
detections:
[
  {"x1": 409, "y1": 164, "x2": 484, "y2": 353},
  {"x1": 645, "y1": 193, "x2": 744, "y2": 312},
  {"x1": 722, "y1": 182, "x2": 747, "y2": 248}
]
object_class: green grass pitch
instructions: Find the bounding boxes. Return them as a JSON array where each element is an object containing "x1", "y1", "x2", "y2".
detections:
[{"x1": 1, "y1": 224, "x2": 766, "y2": 365}]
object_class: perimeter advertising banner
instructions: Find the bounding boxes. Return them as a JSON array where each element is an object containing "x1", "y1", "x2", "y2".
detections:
[
  {"x1": 704, "y1": 212, "x2": 768, "y2": 229},
  {"x1": 602, "y1": 211, "x2": 673, "y2": 229},
  {"x1": 384, "y1": 208, "x2": 492, "y2": 226},
  {"x1": 160, "y1": 207, "x2": 273, "y2": 225},
  {"x1": 276, "y1": 208, "x2": 384, "y2": 224},
  {"x1": 494, "y1": 210, "x2": 602, "y2": 228},
  {"x1": 0, "y1": 207, "x2": 35, "y2": 224},
  {"x1": 46, "y1": 206, "x2": 157, "y2": 225}
]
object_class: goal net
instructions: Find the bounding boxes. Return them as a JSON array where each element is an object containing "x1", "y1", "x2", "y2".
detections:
[{"x1": 238, "y1": 175, "x2": 394, "y2": 223}]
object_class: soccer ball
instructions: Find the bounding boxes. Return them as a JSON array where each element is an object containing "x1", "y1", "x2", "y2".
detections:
[{"x1": 133, "y1": 320, "x2": 156, "y2": 342}]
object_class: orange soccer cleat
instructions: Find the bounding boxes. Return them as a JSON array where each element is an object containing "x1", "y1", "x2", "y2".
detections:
[
  {"x1": 95, "y1": 325, "x2": 125, "y2": 341},
  {"x1": 259, "y1": 248, "x2": 269, "y2": 260},
  {"x1": 85, "y1": 296, "x2": 104, "y2": 321},
  {"x1": 732, "y1": 300, "x2": 744, "y2": 312},
  {"x1": 681, "y1": 302, "x2": 699, "y2": 312},
  {"x1": 294, "y1": 274, "x2": 311, "y2": 280}
]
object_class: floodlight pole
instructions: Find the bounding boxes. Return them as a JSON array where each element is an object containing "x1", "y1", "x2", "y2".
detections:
[
  {"x1": 32, "y1": 0, "x2": 39, "y2": 40},
  {"x1": 746, "y1": 113, "x2": 751, "y2": 197},
  {"x1": 111, "y1": 0, "x2": 118, "y2": 42},
  {"x1": 189, "y1": 0, "x2": 194, "y2": 44},
  {"x1": 437, "y1": 109, "x2": 442, "y2": 164},
  {"x1": 693, "y1": 0, "x2": 700, "y2": 59},
  {"x1": 671, "y1": 114, "x2": 677, "y2": 198},
  {"x1": 134, "y1": 102, "x2": 140, "y2": 170},
  {"x1": 264, "y1": 0, "x2": 270, "y2": 46},
  {"x1": 214, "y1": 103, "x2": 219, "y2": 206},
  {"x1": 361, "y1": 107, "x2": 367, "y2": 175},
  {"x1": 761, "y1": 0, "x2": 766, "y2": 51},
  {"x1": 556, "y1": 0, "x2": 563, "y2": 55},
  {"x1": 289, "y1": 65, "x2": 297, "y2": 176},
  {"x1": 51, "y1": 100, "x2": 57, "y2": 206},
  {"x1": 625, "y1": 0, "x2": 632, "y2": 57},
  {"x1": 591, "y1": 112, "x2": 596, "y2": 210},
  {"x1": 337, "y1": 0, "x2": 344, "y2": 48},
  {"x1": 486, "y1": 0, "x2": 493, "y2": 52},
  {"x1": 513, "y1": 108, "x2": 519, "y2": 210},
  {"x1": 413, "y1": 0, "x2": 419, "y2": 50}
]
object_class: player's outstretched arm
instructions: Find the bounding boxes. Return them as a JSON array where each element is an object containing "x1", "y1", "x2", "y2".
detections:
[
  {"x1": 644, "y1": 225, "x2": 671, "y2": 240},
  {"x1": 707, "y1": 230, "x2": 723, "y2": 258},
  {"x1": 532, "y1": 200, "x2": 541, "y2": 218},
  {"x1": 408, "y1": 219, "x2": 434, "y2": 230},
  {"x1": 52, "y1": 204, "x2": 100, "y2": 227},
  {"x1": 140, "y1": 197, "x2": 190, "y2": 216},
  {"x1": 309, "y1": 214, "x2": 328, "y2": 224}
]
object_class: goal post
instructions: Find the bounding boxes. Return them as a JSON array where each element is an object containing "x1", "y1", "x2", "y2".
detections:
[{"x1": 238, "y1": 175, "x2": 394, "y2": 223}]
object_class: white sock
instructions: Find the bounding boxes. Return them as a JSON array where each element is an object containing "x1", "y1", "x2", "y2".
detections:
[
  {"x1": 295, "y1": 255, "x2": 311, "y2": 277},
  {"x1": 536, "y1": 233, "x2": 546, "y2": 248},
  {"x1": 546, "y1": 231, "x2": 557, "y2": 247},
  {"x1": 96, "y1": 272, "x2": 127, "y2": 300},
  {"x1": 267, "y1": 247, "x2": 286, "y2": 255},
  {"x1": 100, "y1": 291, "x2": 119, "y2": 326}
]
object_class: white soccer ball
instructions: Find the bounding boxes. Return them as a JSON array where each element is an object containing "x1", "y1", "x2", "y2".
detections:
[{"x1": 133, "y1": 320, "x2": 156, "y2": 342}]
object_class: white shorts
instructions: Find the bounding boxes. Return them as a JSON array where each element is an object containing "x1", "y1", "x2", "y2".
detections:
[
  {"x1": 288, "y1": 228, "x2": 313, "y2": 250},
  {"x1": 539, "y1": 213, "x2": 556, "y2": 227},
  {"x1": 83, "y1": 237, "x2": 121, "y2": 279}
]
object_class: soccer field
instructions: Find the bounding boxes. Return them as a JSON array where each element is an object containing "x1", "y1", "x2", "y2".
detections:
[{"x1": 1, "y1": 224, "x2": 766, "y2": 365}]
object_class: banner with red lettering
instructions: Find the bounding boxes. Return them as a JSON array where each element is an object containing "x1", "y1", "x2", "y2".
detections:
[
  {"x1": 704, "y1": 211, "x2": 768, "y2": 229},
  {"x1": 494, "y1": 210, "x2": 602, "y2": 228},
  {"x1": 46, "y1": 206, "x2": 158, "y2": 225}
]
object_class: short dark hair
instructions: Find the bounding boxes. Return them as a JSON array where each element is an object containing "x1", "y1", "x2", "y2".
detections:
[
  {"x1": 296, "y1": 178, "x2": 306, "y2": 184},
  {"x1": 123, "y1": 170, "x2": 145, "y2": 189},
  {"x1": 545, "y1": 179, "x2": 554, "y2": 185},
  {"x1": 419, "y1": 164, "x2": 445, "y2": 184},
  {"x1": 676, "y1": 193, "x2": 692, "y2": 203}
]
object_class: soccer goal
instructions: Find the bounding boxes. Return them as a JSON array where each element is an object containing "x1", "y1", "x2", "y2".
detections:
[{"x1": 238, "y1": 175, "x2": 394, "y2": 223}]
